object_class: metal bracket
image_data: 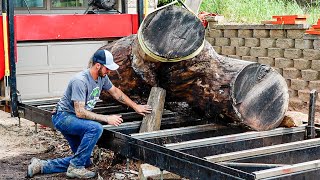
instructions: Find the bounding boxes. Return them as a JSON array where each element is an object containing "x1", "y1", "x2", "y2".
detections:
[{"x1": 306, "y1": 89, "x2": 318, "y2": 139}]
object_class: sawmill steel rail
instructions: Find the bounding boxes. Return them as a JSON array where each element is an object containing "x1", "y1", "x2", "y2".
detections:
[{"x1": 17, "y1": 99, "x2": 320, "y2": 179}]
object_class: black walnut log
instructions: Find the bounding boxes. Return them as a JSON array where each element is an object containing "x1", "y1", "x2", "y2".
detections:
[
  {"x1": 138, "y1": 5, "x2": 205, "y2": 61},
  {"x1": 139, "y1": 87, "x2": 166, "y2": 133},
  {"x1": 100, "y1": 6, "x2": 289, "y2": 131}
]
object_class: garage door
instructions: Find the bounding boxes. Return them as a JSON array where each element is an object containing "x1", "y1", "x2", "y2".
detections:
[{"x1": 16, "y1": 40, "x2": 109, "y2": 100}]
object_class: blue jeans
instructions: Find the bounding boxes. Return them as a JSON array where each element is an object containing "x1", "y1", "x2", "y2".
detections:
[{"x1": 42, "y1": 111, "x2": 103, "y2": 174}]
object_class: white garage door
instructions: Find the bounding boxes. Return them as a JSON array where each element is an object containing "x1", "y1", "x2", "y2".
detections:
[{"x1": 16, "y1": 40, "x2": 109, "y2": 100}]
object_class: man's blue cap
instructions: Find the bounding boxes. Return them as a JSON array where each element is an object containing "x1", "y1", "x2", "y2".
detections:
[{"x1": 92, "y1": 49, "x2": 119, "y2": 70}]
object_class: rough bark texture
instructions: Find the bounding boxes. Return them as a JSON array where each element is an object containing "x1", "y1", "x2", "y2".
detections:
[
  {"x1": 100, "y1": 35, "x2": 289, "y2": 131},
  {"x1": 99, "y1": 6, "x2": 289, "y2": 131}
]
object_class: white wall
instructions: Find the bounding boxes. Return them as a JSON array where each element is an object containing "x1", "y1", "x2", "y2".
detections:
[{"x1": 16, "y1": 40, "x2": 109, "y2": 100}]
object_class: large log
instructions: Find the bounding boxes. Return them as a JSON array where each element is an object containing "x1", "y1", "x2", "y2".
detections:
[{"x1": 100, "y1": 5, "x2": 289, "y2": 131}]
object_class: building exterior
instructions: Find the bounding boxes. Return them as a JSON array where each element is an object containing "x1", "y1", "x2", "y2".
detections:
[{"x1": 0, "y1": 0, "x2": 156, "y2": 101}]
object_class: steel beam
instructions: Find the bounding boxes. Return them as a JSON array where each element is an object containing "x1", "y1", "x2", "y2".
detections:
[
  {"x1": 205, "y1": 138, "x2": 320, "y2": 163},
  {"x1": 131, "y1": 124, "x2": 246, "y2": 145},
  {"x1": 92, "y1": 105, "x2": 129, "y2": 114},
  {"x1": 22, "y1": 98, "x2": 60, "y2": 106},
  {"x1": 307, "y1": 89, "x2": 318, "y2": 139},
  {"x1": 104, "y1": 129, "x2": 255, "y2": 180},
  {"x1": 118, "y1": 110, "x2": 176, "y2": 121},
  {"x1": 254, "y1": 159, "x2": 320, "y2": 179},
  {"x1": 165, "y1": 126, "x2": 305, "y2": 157},
  {"x1": 103, "y1": 117, "x2": 207, "y2": 135},
  {"x1": 18, "y1": 103, "x2": 53, "y2": 128},
  {"x1": 219, "y1": 162, "x2": 285, "y2": 172},
  {"x1": 131, "y1": 124, "x2": 226, "y2": 139},
  {"x1": 7, "y1": 0, "x2": 18, "y2": 117}
]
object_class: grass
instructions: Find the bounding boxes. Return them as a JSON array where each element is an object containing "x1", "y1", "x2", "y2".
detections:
[{"x1": 199, "y1": 0, "x2": 320, "y2": 25}]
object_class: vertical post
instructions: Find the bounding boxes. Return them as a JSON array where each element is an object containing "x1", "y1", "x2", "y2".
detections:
[
  {"x1": 2, "y1": 0, "x2": 10, "y2": 100},
  {"x1": 144, "y1": 0, "x2": 148, "y2": 15},
  {"x1": 1, "y1": 0, "x2": 5, "y2": 14},
  {"x1": 126, "y1": 158, "x2": 130, "y2": 171},
  {"x1": 154, "y1": 0, "x2": 158, "y2": 9},
  {"x1": 7, "y1": 0, "x2": 19, "y2": 117},
  {"x1": 35, "y1": 123, "x2": 38, "y2": 133},
  {"x1": 121, "y1": 0, "x2": 127, "y2": 14},
  {"x1": 1, "y1": 2, "x2": 4, "y2": 102},
  {"x1": 137, "y1": 0, "x2": 144, "y2": 27},
  {"x1": 306, "y1": 89, "x2": 317, "y2": 139},
  {"x1": 98, "y1": 148, "x2": 102, "y2": 161},
  {"x1": 160, "y1": 169, "x2": 164, "y2": 180}
]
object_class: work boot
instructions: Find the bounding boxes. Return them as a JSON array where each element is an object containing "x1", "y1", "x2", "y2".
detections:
[
  {"x1": 27, "y1": 157, "x2": 43, "y2": 178},
  {"x1": 66, "y1": 164, "x2": 96, "y2": 179}
]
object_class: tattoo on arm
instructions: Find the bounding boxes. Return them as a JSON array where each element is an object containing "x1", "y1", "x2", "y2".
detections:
[
  {"x1": 117, "y1": 93, "x2": 125, "y2": 103},
  {"x1": 74, "y1": 101, "x2": 104, "y2": 121}
]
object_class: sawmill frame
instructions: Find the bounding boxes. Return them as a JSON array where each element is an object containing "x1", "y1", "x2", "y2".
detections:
[{"x1": 17, "y1": 90, "x2": 320, "y2": 180}]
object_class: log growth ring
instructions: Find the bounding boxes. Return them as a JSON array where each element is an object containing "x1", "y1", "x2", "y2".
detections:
[
  {"x1": 138, "y1": 5, "x2": 205, "y2": 62},
  {"x1": 231, "y1": 63, "x2": 289, "y2": 131}
]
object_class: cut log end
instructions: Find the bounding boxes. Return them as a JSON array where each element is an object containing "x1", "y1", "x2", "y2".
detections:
[
  {"x1": 139, "y1": 5, "x2": 205, "y2": 61},
  {"x1": 231, "y1": 63, "x2": 289, "y2": 131}
]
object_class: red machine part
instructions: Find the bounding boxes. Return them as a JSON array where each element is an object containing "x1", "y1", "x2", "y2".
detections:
[
  {"x1": 16, "y1": 14, "x2": 138, "y2": 40},
  {"x1": 198, "y1": 12, "x2": 218, "y2": 28},
  {"x1": 0, "y1": 14, "x2": 139, "y2": 80},
  {"x1": 0, "y1": 17, "x2": 4, "y2": 80}
]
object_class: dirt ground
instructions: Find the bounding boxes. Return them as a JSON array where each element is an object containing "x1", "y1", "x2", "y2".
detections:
[
  {"x1": 0, "y1": 108, "x2": 319, "y2": 180},
  {"x1": 0, "y1": 110, "x2": 139, "y2": 180}
]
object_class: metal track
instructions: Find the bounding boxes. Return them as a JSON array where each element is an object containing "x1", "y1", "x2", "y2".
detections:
[{"x1": 18, "y1": 99, "x2": 320, "y2": 180}]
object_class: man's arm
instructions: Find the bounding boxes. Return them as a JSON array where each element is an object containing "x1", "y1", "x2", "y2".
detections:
[
  {"x1": 107, "y1": 86, "x2": 152, "y2": 116},
  {"x1": 74, "y1": 101, "x2": 123, "y2": 126}
]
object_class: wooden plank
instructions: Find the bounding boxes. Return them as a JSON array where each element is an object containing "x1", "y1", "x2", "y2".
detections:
[
  {"x1": 139, "y1": 87, "x2": 166, "y2": 133},
  {"x1": 306, "y1": 30, "x2": 320, "y2": 35},
  {"x1": 312, "y1": 24, "x2": 320, "y2": 29},
  {"x1": 272, "y1": 20, "x2": 306, "y2": 25},
  {"x1": 272, "y1": 15, "x2": 307, "y2": 19},
  {"x1": 184, "y1": 0, "x2": 203, "y2": 14},
  {"x1": 274, "y1": 17, "x2": 306, "y2": 21},
  {"x1": 261, "y1": 20, "x2": 276, "y2": 24}
]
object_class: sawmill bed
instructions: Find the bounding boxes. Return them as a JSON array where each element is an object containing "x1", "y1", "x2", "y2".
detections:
[{"x1": 18, "y1": 98, "x2": 320, "y2": 180}]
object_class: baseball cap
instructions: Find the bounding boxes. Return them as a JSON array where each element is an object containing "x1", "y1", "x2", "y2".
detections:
[{"x1": 92, "y1": 49, "x2": 119, "y2": 70}]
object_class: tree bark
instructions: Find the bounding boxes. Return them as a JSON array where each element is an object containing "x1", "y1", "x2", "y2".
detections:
[{"x1": 100, "y1": 6, "x2": 289, "y2": 131}]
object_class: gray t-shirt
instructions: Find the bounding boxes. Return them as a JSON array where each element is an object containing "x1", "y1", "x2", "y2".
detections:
[{"x1": 57, "y1": 69, "x2": 113, "y2": 113}]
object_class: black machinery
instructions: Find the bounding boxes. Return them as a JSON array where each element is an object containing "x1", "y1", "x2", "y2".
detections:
[{"x1": 86, "y1": 0, "x2": 122, "y2": 14}]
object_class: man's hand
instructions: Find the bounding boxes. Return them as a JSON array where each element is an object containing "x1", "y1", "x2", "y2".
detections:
[
  {"x1": 134, "y1": 105, "x2": 152, "y2": 116},
  {"x1": 106, "y1": 115, "x2": 123, "y2": 126},
  {"x1": 108, "y1": 87, "x2": 152, "y2": 116}
]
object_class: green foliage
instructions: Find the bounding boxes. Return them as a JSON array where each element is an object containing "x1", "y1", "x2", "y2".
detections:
[
  {"x1": 157, "y1": 0, "x2": 320, "y2": 25},
  {"x1": 198, "y1": 0, "x2": 320, "y2": 24},
  {"x1": 158, "y1": 0, "x2": 175, "y2": 7}
]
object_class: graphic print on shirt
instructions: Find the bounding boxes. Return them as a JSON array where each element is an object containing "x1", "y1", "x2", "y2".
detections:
[{"x1": 86, "y1": 86, "x2": 100, "y2": 111}]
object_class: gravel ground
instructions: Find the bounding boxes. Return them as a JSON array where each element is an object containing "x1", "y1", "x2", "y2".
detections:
[{"x1": 0, "y1": 110, "x2": 139, "y2": 180}]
